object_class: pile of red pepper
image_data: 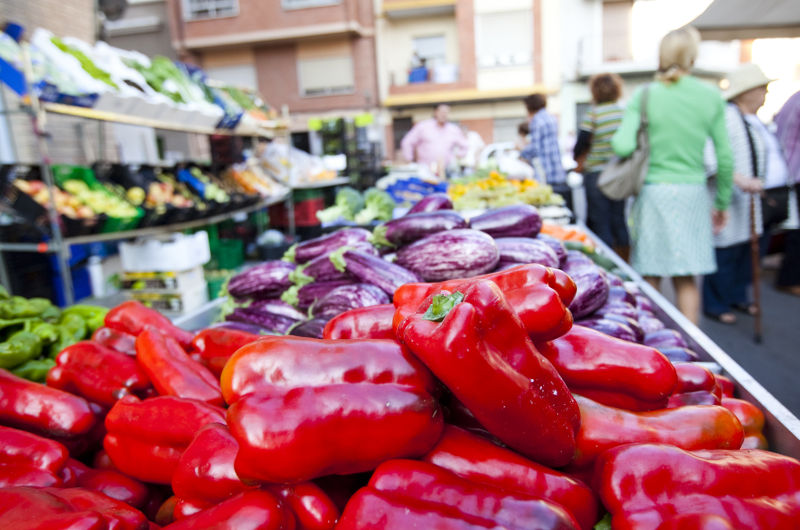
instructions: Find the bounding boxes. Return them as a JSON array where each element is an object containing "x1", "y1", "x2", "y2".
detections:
[{"x1": 0, "y1": 264, "x2": 798, "y2": 529}]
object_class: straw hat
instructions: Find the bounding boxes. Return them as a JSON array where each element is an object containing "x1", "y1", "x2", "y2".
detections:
[{"x1": 721, "y1": 63, "x2": 774, "y2": 101}]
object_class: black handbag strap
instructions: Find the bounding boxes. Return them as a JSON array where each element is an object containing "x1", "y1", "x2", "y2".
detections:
[{"x1": 637, "y1": 84, "x2": 650, "y2": 135}]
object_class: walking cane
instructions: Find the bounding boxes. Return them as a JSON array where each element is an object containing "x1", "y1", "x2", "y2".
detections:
[{"x1": 749, "y1": 194, "x2": 762, "y2": 343}]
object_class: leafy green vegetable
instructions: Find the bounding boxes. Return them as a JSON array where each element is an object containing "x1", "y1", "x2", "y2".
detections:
[
  {"x1": 316, "y1": 187, "x2": 364, "y2": 223},
  {"x1": 354, "y1": 188, "x2": 395, "y2": 224}
]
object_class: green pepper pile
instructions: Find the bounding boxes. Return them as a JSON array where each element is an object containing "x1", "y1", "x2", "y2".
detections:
[{"x1": 0, "y1": 286, "x2": 107, "y2": 382}]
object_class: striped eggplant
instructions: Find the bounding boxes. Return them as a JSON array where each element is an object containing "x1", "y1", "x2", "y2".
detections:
[
  {"x1": 643, "y1": 328, "x2": 688, "y2": 349},
  {"x1": 637, "y1": 312, "x2": 666, "y2": 335},
  {"x1": 372, "y1": 210, "x2": 467, "y2": 248},
  {"x1": 594, "y1": 300, "x2": 639, "y2": 321},
  {"x1": 469, "y1": 204, "x2": 542, "y2": 238},
  {"x1": 226, "y1": 307, "x2": 299, "y2": 335},
  {"x1": 227, "y1": 260, "x2": 295, "y2": 300},
  {"x1": 607, "y1": 286, "x2": 637, "y2": 306},
  {"x1": 286, "y1": 228, "x2": 372, "y2": 263},
  {"x1": 407, "y1": 193, "x2": 453, "y2": 214},
  {"x1": 536, "y1": 234, "x2": 567, "y2": 266},
  {"x1": 287, "y1": 318, "x2": 330, "y2": 339},
  {"x1": 494, "y1": 237, "x2": 560, "y2": 268},
  {"x1": 568, "y1": 266, "x2": 610, "y2": 319},
  {"x1": 281, "y1": 280, "x2": 356, "y2": 309},
  {"x1": 658, "y1": 347, "x2": 700, "y2": 362},
  {"x1": 395, "y1": 229, "x2": 499, "y2": 281},
  {"x1": 576, "y1": 317, "x2": 639, "y2": 343},
  {"x1": 602, "y1": 313, "x2": 645, "y2": 342},
  {"x1": 332, "y1": 249, "x2": 420, "y2": 296},
  {"x1": 562, "y1": 250, "x2": 595, "y2": 275},
  {"x1": 289, "y1": 252, "x2": 355, "y2": 286},
  {"x1": 246, "y1": 299, "x2": 307, "y2": 322},
  {"x1": 310, "y1": 283, "x2": 391, "y2": 320}
]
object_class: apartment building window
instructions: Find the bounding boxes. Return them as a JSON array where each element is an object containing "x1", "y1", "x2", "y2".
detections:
[
  {"x1": 476, "y1": 10, "x2": 533, "y2": 68},
  {"x1": 603, "y1": 0, "x2": 633, "y2": 62},
  {"x1": 297, "y1": 40, "x2": 355, "y2": 97},
  {"x1": 183, "y1": 0, "x2": 238, "y2": 20},
  {"x1": 413, "y1": 35, "x2": 446, "y2": 68},
  {"x1": 282, "y1": 0, "x2": 340, "y2": 9}
]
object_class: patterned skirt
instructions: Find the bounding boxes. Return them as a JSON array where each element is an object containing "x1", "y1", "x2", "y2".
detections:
[{"x1": 630, "y1": 183, "x2": 716, "y2": 277}]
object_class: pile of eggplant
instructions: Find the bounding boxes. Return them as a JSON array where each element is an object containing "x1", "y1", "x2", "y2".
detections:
[{"x1": 221, "y1": 191, "x2": 697, "y2": 358}]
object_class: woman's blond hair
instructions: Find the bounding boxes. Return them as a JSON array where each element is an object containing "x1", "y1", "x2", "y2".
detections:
[{"x1": 656, "y1": 26, "x2": 701, "y2": 83}]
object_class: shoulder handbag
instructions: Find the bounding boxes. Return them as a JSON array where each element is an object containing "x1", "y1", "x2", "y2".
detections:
[
  {"x1": 739, "y1": 109, "x2": 790, "y2": 230},
  {"x1": 598, "y1": 85, "x2": 650, "y2": 201}
]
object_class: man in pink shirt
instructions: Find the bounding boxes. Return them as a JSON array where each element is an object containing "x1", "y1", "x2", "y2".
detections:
[{"x1": 400, "y1": 104, "x2": 468, "y2": 175}]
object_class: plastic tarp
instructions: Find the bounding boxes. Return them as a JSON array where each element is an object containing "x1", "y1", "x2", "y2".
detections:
[{"x1": 691, "y1": 0, "x2": 800, "y2": 40}]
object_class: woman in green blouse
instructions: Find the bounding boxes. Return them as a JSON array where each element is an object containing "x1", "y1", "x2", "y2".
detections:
[{"x1": 611, "y1": 26, "x2": 733, "y2": 324}]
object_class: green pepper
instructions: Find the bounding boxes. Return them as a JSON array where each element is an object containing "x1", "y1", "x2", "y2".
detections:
[
  {"x1": 0, "y1": 329, "x2": 43, "y2": 369},
  {"x1": 31, "y1": 321, "x2": 59, "y2": 345},
  {"x1": 61, "y1": 305, "x2": 108, "y2": 333},
  {"x1": 11, "y1": 358, "x2": 55, "y2": 382},
  {"x1": 40, "y1": 305, "x2": 62, "y2": 323},
  {"x1": 49, "y1": 313, "x2": 87, "y2": 358},
  {"x1": 0, "y1": 296, "x2": 52, "y2": 319},
  {"x1": 0, "y1": 285, "x2": 9, "y2": 300}
]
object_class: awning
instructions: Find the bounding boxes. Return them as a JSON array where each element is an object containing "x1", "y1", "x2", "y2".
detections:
[{"x1": 690, "y1": 0, "x2": 800, "y2": 40}]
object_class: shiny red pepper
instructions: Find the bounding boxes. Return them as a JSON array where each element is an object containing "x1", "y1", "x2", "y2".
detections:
[
  {"x1": 136, "y1": 328, "x2": 223, "y2": 407},
  {"x1": 46, "y1": 341, "x2": 151, "y2": 408},
  {"x1": 595, "y1": 443, "x2": 800, "y2": 529},
  {"x1": 92, "y1": 326, "x2": 138, "y2": 356},
  {"x1": 0, "y1": 368, "x2": 96, "y2": 439},
  {"x1": 715, "y1": 374, "x2": 735, "y2": 397},
  {"x1": 322, "y1": 304, "x2": 396, "y2": 340},
  {"x1": 666, "y1": 362, "x2": 723, "y2": 408},
  {"x1": 337, "y1": 487, "x2": 500, "y2": 529},
  {"x1": 47, "y1": 486, "x2": 149, "y2": 530},
  {"x1": 106, "y1": 300, "x2": 194, "y2": 349},
  {"x1": 220, "y1": 336, "x2": 436, "y2": 405},
  {"x1": 397, "y1": 280, "x2": 580, "y2": 467},
  {"x1": 393, "y1": 263, "x2": 576, "y2": 341},
  {"x1": 61, "y1": 458, "x2": 149, "y2": 509},
  {"x1": 0, "y1": 425, "x2": 68, "y2": 488},
  {"x1": 572, "y1": 394, "x2": 744, "y2": 468},
  {"x1": 0, "y1": 486, "x2": 108, "y2": 530},
  {"x1": 366, "y1": 459, "x2": 581, "y2": 529},
  {"x1": 721, "y1": 397, "x2": 768, "y2": 449},
  {"x1": 104, "y1": 395, "x2": 225, "y2": 484},
  {"x1": 267, "y1": 482, "x2": 339, "y2": 530},
  {"x1": 161, "y1": 490, "x2": 294, "y2": 530},
  {"x1": 228, "y1": 382, "x2": 443, "y2": 484},
  {"x1": 422, "y1": 425, "x2": 598, "y2": 530},
  {"x1": 190, "y1": 327, "x2": 262, "y2": 377},
  {"x1": 536, "y1": 325, "x2": 677, "y2": 411}
]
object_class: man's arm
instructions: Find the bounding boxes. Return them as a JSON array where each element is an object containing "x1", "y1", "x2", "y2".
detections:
[
  {"x1": 400, "y1": 123, "x2": 421, "y2": 162},
  {"x1": 520, "y1": 118, "x2": 540, "y2": 160}
]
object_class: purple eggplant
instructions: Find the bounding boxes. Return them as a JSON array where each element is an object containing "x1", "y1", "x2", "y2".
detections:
[
  {"x1": 290, "y1": 253, "x2": 355, "y2": 286},
  {"x1": 287, "y1": 318, "x2": 330, "y2": 339},
  {"x1": 281, "y1": 280, "x2": 356, "y2": 310},
  {"x1": 373, "y1": 211, "x2": 467, "y2": 248},
  {"x1": 607, "y1": 273, "x2": 625, "y2": 287},
  {"x1": 333, "y1": 249, "x2": 421, "y2": 296},
  {"x1": 643, "y1": 328, "x2": 689, "y2": 349},
  {"x1": 495, "y1": 237, "x2": 559, "y2": 268},
  {"x1": 395, "y1": 229, "x2": 499, "y2": 281},
  {"x1": 469, "y1": 204, "x2": 542, "y2": 238},
  {"x1": 226, "y1": 307, "x2": 299, "y2": 334},
  {"x1": 287, "y1": 228, "x2": 372, "y2": 264},
  {"x1": 594, "y1": 300, "x2": 639, "y2": 321},
  {"x1": 638, "y1": 312, "x2": 666, "y2": 335},
  {"x1": 601, "y1": 313, "x2": 645, "y2": 342},
  {"x1": 568, "y1": 267, "x2": 610, "y2": 319},
  {"x1": 576, "y1": 317, "x2": 638, "y2": 343},
  {"x1": 607, "y1": 286, "x2": 637, "y2": 306},
  {"x1": 658, "y1": 346, "x2": 700, "y2": 363},
  {"x1": 536, "y1": 234, "x2": 567, "y2": 267},
  {"x1": 228, "y1": 260, "x2": 295, "y2": 300},
  {"x1": 310, "y1": 283, "x2": 391, "y2": 320},
  {"x1": 562, "y1": 250, "x2": 595, "y2": 275},
  {"x1": 208, "y1": 321, "x2": 271, "y2": 335},
  {"x1": 635, "y1": 294, "x2": 655, "y2": 313},
  {"x1": 407, "y1": 193, "x2": 453, "y2": 214},
  {"x1": 245, "y1": 299, "x2": 307, "y2": 322}
]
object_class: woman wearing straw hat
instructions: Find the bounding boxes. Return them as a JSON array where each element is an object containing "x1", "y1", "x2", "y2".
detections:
[
  {"x1": 611, "y1": 26, "x2": 733, "y2": 325},
  {"x1": 702, "y1": 63, "x2": 779, "y2": 324}
]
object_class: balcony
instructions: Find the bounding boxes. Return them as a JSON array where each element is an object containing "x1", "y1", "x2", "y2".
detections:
[{"x1": 382, "y1": 0, "x2": 456, "y2": 19}]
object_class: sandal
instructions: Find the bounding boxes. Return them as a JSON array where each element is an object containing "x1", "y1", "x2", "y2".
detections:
[
  {"x1": 704, "y1": 312, "x2": 737, "y2": 325},
  {"x1": 732, "y1": 303, "x2": 759, "y2": 316}
]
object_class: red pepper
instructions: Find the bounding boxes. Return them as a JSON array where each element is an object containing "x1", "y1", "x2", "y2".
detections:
[
  {"x1": 220, "y1": 336, "x2": 436, "y2": 405},
  {"x1": 0, "y1": 425, "x2": 68, "y2": 488},
  {"x1": 337, "y1": 487, "x2": 500, "y2": 529},
  {"x1": 322, "y1": 304, "x2": 396, "y2": 340},
  {"x1": 106, "y1": 300, "x2": 194, "y2": 349},
  {"x1": 92, "y1": 326, "x2": 138, "y2": 356},
  {"x1": 267, "y1": 482, "x2": 339, "y2": 530},
  {"x1": 572, "y1": 394, "x2": 744, "y2": 468},
  {"x1": 422, "y1": 425, "x2": 598, "y2": 530},
  {"x1": 228, "y1": 383, "x2": 443, "y2": 484},
  {"x1": 666, "y1": 362, "x2": 722, "y2": 408},
  {"x1": 172, "y1": 423, "x2": 256, "y2": 508},
  {"x1": 721, "y1": 397, "x2": 767, "y2": 450},
  {"x1": 46, "y1": 341, "x2": 151, "y2": 408},
  {"x1": 161, "y1": 491, "x2": 294, "y2": 530},
  {"x1": 595, "y1": 443, "x2": 800, "y2": 529},
  {"x1": 190, "y1": 327, "x2": 262, "y2": 377},
  {"x1": 393, "y1": 263, "x2": 575, "y2": 342},
  {"x1": 61, "y1": 458, "x2": 149, "y2": 509},
  {"x1": 104, "y1": 395, "x2": 225, "y2": 484},
  {"x1": 136, "y1": 328, "x2": 224, "y2": 407},
  {"x1": 0, "y1": 368, "x2": 96, "y2": 438},
  {"x1": 397, "y1": 280, "x2": 579, "y2": 467},
  {"x1": 48, "y1": 486, "x2": 149, "y2": 530},
  {"x1": 657, "y1": 513, "x2": 735, "y2": 530},
  {"x1": 0, "y1": 487, "x2": 107, "y2": 530},
  {"x1": 715, "y1": 374, "x2": 735, "y2": 397},
  {"x1": 366, "y1": 459, "x2": 581, "y2": 529},
  {"x1": 536, "y1": 325, "x2": 677, "y2": 410}
]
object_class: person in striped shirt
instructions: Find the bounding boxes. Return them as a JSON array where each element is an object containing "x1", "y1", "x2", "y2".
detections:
[{"x1": 573, "y1": 73, "x2": 630, "y2": 258}]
